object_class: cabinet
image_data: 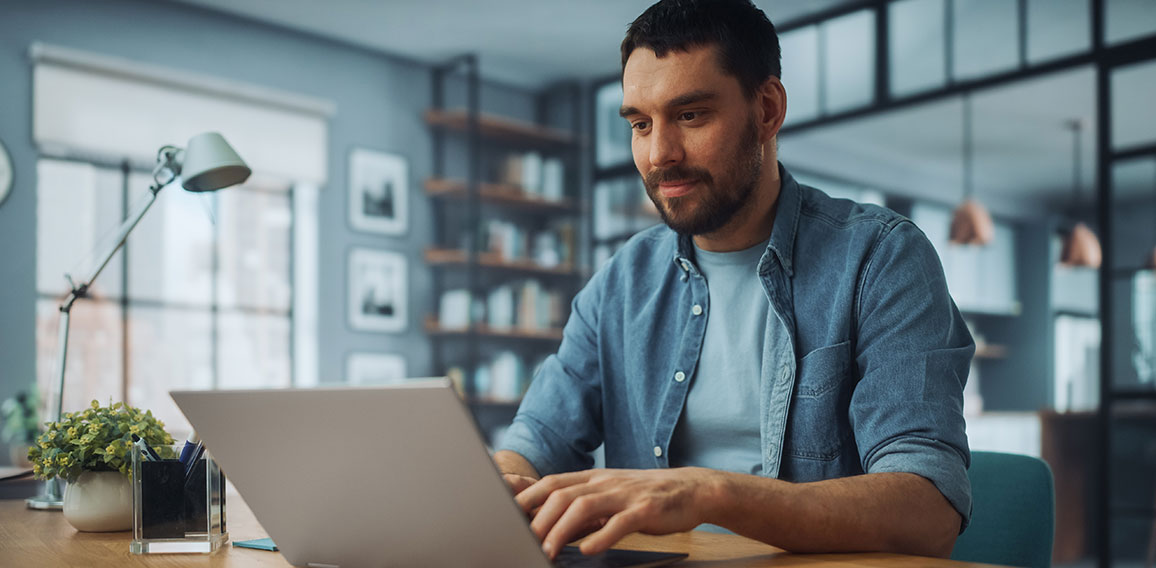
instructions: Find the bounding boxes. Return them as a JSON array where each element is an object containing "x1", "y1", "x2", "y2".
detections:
[{"x1": 425, "y1": 56, "x2": 583, "y2": 428}]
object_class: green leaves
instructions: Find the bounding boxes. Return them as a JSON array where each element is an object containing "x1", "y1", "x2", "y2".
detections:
[{"x1": 28, "y1": 400, "x2": 174, "y2": 483}]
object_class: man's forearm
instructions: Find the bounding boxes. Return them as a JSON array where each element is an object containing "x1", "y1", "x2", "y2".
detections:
[
  {"x1": 494, "y1": 450, "x2": 541, "y2": 480},
  {"x1": 704, "y1": 471, "x2": 961, "y2": 558}
]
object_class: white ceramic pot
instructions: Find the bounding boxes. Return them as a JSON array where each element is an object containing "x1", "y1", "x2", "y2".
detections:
[{"x1": 62, "y1": 471, "x2": 133, "y2": 532}]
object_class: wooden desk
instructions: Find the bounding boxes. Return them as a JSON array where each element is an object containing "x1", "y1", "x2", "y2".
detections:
[{"x1": 0, "y1": 495, "x2": 999, "y2": 567}]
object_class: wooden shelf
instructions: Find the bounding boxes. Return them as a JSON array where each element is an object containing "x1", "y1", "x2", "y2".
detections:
[
  {"x1": 424, "y1": 109, "x2": 575, "y2": 148},
  {"x1": 424, "y1": 178, "x2": 577, "y2": 214},
  {"x1": 425, "y1": 248, "x2": 579, "y2": 277},
  {"x1": 425, "y1": 318, "x2": 564, "y2": 342}
]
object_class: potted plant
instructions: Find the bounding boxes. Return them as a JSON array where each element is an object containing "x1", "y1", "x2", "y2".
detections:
[
  {"x1": 1, "y1": 389, "x2": 40, "y2": 468},
  {"x1": 28, "y1": 400, "x2": 174, "y2": 532}
]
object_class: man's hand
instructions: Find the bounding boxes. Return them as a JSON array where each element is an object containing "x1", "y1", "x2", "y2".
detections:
[
  {"x1": 503, "y1": 473, "x2": 538, "y2": 495},
  {"x1": 514, "y1": 468, "x2": 720, "y2": 560}
]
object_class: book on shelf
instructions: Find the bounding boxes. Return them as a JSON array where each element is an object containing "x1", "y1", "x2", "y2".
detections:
[
  {"x1": 438, "y1": 288, "x2": 473, "y2": 329},
  {"x1": 496, "y1": 151, "x2": 565, "y2": 201},
  {"x1": 438, "y1": 281, "x2": 564, "y2": 332},
  {"x1": 484, "y1": 219, "x2": 575, "y2": 268}
]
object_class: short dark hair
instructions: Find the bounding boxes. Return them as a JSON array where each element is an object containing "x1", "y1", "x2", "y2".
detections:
[{"x1": 621, "y1": 0, "x2": 781, "y2": 98}]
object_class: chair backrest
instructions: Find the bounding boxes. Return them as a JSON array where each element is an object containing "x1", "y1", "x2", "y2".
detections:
[{"x1": 951, "y1": 451, "x2": 1055, "y2": 568}]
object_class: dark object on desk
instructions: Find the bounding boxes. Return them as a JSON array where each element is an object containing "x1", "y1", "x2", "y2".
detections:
[
  {"x1": 139, "y1": 458, "x2": 226, "y2": 540},
  {"x1": 140, "y1": 460, "x2": 187, "y2": 539},
  {"x1": 554, "y1": 546, "x2": 687, "y2": 568}
]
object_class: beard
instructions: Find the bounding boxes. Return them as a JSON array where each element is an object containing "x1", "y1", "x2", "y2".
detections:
[{"x1": 643, "y1": 118, "x2": 764, "y2": 236}]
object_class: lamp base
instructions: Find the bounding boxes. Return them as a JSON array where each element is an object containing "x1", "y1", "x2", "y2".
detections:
[
  {"x1": 26, "y1": 494, "x2": 63, "y2": 510},
  {"x1": 26, "y1": 478, "x2": 64, "y2": 510}
]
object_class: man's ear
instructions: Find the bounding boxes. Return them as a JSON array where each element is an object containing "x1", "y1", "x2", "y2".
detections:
[{"x1": 756, "y1": 76, "x2": 787, "y2": 143}]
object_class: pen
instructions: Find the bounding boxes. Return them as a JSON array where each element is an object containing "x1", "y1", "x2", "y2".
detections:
[
  {"x1": 178, "y1": 431, "x2": 200, "y2": 464},
  {"x1": 131, "y1": 434, "x2": 162, "y2": 462},
  {"x1": 183, "y1": 440, "x2": 206, "y2": 481}
]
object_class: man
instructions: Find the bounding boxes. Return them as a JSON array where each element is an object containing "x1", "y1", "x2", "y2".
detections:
[{"x1": 495, "y1": 0, "x2": 973, "y2": 560}]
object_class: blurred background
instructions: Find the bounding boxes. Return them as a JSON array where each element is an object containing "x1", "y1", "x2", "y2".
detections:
[{"x1": 0, "y1": 0, "x2": 1153, "y2": 565}]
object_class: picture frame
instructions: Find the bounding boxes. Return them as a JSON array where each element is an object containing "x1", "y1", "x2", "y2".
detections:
[
  {"x1": 345, "y1": 352, "x2": 408, "y2": 385},
  {"x1": 349, "y1": 148, "x2": 408, "y2": 236},
  {"x1": 348, "y1": 248, "x2": 407, "y2": 333}
]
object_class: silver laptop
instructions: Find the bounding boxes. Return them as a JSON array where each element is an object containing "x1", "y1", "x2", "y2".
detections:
[{"x1": 171, "y1": 380, "x2": 686, "y2": 568}]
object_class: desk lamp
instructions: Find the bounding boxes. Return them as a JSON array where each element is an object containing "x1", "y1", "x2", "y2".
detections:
[{"x1": 26, "y1": 132, "x2": 251, "y2": 510}]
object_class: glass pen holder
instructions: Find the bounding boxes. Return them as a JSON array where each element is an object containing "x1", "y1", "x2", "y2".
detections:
[{"x1": 130, "y1": 443, "x2": 228, "y2": 554}]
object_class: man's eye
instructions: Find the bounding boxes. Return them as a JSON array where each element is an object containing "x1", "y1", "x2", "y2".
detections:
[
  {"x1": 631, "y1": 121, "x2": 650, "y2": 131},
  {"x1": 679, "y1": 111, "x2": 698, "y2": 121}
]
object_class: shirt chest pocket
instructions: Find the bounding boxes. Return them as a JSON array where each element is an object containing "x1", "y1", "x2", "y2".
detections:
[{"x1": 785, "y1": 340, "x2": 854, "y2": 462}]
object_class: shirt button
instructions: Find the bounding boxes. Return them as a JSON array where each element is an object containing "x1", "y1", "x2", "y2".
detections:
[
  {"x1": 653, "y1": 446, "x2": 663, "y2": 457},
  {"x1": 680, "y1": 260, "x2": 691, "y2": 272},
  {"x1": 691, "y1": 304, "x2": 703, "y2": 316},
  {"x1": 674, "y1": 371, "x2": 686, "y2": 382}
]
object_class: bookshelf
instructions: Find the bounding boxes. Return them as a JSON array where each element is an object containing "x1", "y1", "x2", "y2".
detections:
[{"x1": 426, "y1": 55, "x2": 582, "y2": 415}]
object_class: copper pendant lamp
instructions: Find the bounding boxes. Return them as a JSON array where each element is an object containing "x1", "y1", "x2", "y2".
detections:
[
  {"x1": 1059, "y1": 119, "x2": 1102, "y2": 269},
  {"x1": 950, "y1": 94, "x2": 994, "y2": 246}
]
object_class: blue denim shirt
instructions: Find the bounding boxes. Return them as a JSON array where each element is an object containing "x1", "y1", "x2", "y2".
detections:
[{"x1": 498, "y1": 165, "x2": 974, "y2": 526}]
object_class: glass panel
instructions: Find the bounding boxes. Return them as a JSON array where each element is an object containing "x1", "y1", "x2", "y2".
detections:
[
  {"x1": 217, "y1": 311, "x2": 291, "y2": 390},
  {"x1": 780, "y1": 26, "x2": 820, "y2": 124},
  {"x1": 1106, "y1": 0, "x2": 1156, "y2": 45},
  {"x1": 126, "y1": 305, "x2": 212, "y2": 435},
  {"x1": 36, "y1": 299, "x2": 124, "y2": 415},
  {"x1": 822, "y1": 10, "x2": 876, "y2": 113},
  {"x1": 1111, "y1": 60, "x2": 1156, "y2": 151},
  {"x1": 1027, "y1": 0, "x2": 1090, "y2": 64},
  {"x1": 595, "y1": 82, "x2": 631, "y2": 169},
  {"x1": 217, "y1": 187, "x2": 292, "y2": 311},
  {"x1": 952, "y1": 0, "x2": 1020, "y2": 81},
  {"x1": 889, "y1": 0, "x2": 948, "y2": 96},
  {"x1": 127, "y1": 175, "x2": 216, "y2": 307},
  {"x1": 36, "y1": 160, "x2": 124, "y2": 299},
  {"x1": 1110, "y1": 157, "x2": 1156, "y2": 270}
]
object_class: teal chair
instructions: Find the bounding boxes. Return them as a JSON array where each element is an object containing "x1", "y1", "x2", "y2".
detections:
[{"x1": 951, "y1": 451, "x2": 1055, "y2": 568}]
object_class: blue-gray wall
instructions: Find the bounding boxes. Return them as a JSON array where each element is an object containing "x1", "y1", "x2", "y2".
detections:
[{"x1": 0, "y1": 0, "x2": 538, "y2": 462}]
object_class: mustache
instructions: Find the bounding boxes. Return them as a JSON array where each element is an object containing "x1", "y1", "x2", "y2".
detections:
[{"x1": 644, "y1": 166, "x2": 713, "y2": 189}]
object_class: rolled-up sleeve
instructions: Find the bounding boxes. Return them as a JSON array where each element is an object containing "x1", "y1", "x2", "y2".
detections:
[
  {"x1": 496, "y1": 266, "x2": 608, "y2": 476},
  {"x1": 850, "y1": 220, "x2": 974, "y2": 529}
]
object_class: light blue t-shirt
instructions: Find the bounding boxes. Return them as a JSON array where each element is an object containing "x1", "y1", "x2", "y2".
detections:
[{"x1": 668, "y1": 237, "x2": 771, "y2": 476}]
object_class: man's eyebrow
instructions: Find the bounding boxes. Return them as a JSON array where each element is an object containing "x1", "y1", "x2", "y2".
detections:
[{"x1": 619, "y1": 90, "x2": 719, "y2": 118}]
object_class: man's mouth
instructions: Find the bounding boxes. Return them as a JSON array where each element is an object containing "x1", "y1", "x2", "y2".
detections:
[{"x1": 658, "y1": 180, "x2": 697, "y2": 199}]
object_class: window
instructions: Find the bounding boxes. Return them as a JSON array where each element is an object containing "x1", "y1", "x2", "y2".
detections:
[{"x1": 36, "y1": 160, "x2": 299, "y2": 433}]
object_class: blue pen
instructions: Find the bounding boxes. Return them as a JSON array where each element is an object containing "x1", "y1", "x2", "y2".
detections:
[
  {"x1": 178, "y1": 431, "x2": 200, "y2": 464},
  {"x1": 183, "y1": 441, "x2": 206, "y2": 482},
  {"x1": 131, "y1": 434, "x2": 162, "y2": 462}
]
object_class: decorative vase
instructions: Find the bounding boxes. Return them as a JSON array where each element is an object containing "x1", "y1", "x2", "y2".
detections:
[{"x1": 62, "y1": 471, "x2": 133, "y2": 532}]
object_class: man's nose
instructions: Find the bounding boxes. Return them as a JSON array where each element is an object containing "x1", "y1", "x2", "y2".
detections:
[{"x1": 648, "y1": 123, "x2": 684, "y2": 168}]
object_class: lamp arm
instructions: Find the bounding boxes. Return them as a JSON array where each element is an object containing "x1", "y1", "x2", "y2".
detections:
[{"x1": 67, "y1": 182, "x2": 165, "y2": 299}]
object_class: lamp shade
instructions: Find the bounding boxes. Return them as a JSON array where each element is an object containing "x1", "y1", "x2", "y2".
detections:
[
  {"x1": 1060, "y1": 222, "x2": 1102, "y2": 268},
  {"x1": 949, "y1": 199, "x2": 995, "y2": 245},
  {"x1": 179, "y1": 132, "x2": 251, "y2": 192}
]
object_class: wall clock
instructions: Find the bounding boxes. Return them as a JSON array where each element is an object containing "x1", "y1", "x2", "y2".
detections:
[{"x1": 0, "y1": 138, "x2": 12, "y2": 207}]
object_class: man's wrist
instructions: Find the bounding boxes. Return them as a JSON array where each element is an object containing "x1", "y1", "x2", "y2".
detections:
[{"x1": 694, "y1": 468, "x2": 734, "y2": 526}]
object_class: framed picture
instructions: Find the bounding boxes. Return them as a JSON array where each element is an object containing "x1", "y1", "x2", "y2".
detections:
[
  {"x1": 349, "y1": 148, "x2": 408, "y2": 236},
  {"x1": 348, "y1": 248, "x2": 407, "y2": 333},
  {"x1": 345, "y1": 352, "x2": 408, "y2": 384}
]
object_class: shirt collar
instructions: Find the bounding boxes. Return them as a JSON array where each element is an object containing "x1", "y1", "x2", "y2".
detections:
[{"x1": 673, "y1": 162, "x2": 801, "y2": 278}]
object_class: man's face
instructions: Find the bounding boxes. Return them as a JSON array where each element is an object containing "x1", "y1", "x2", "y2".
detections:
[{"x1": 620, "y1": 45, "x2": 764, "y2": 236}]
